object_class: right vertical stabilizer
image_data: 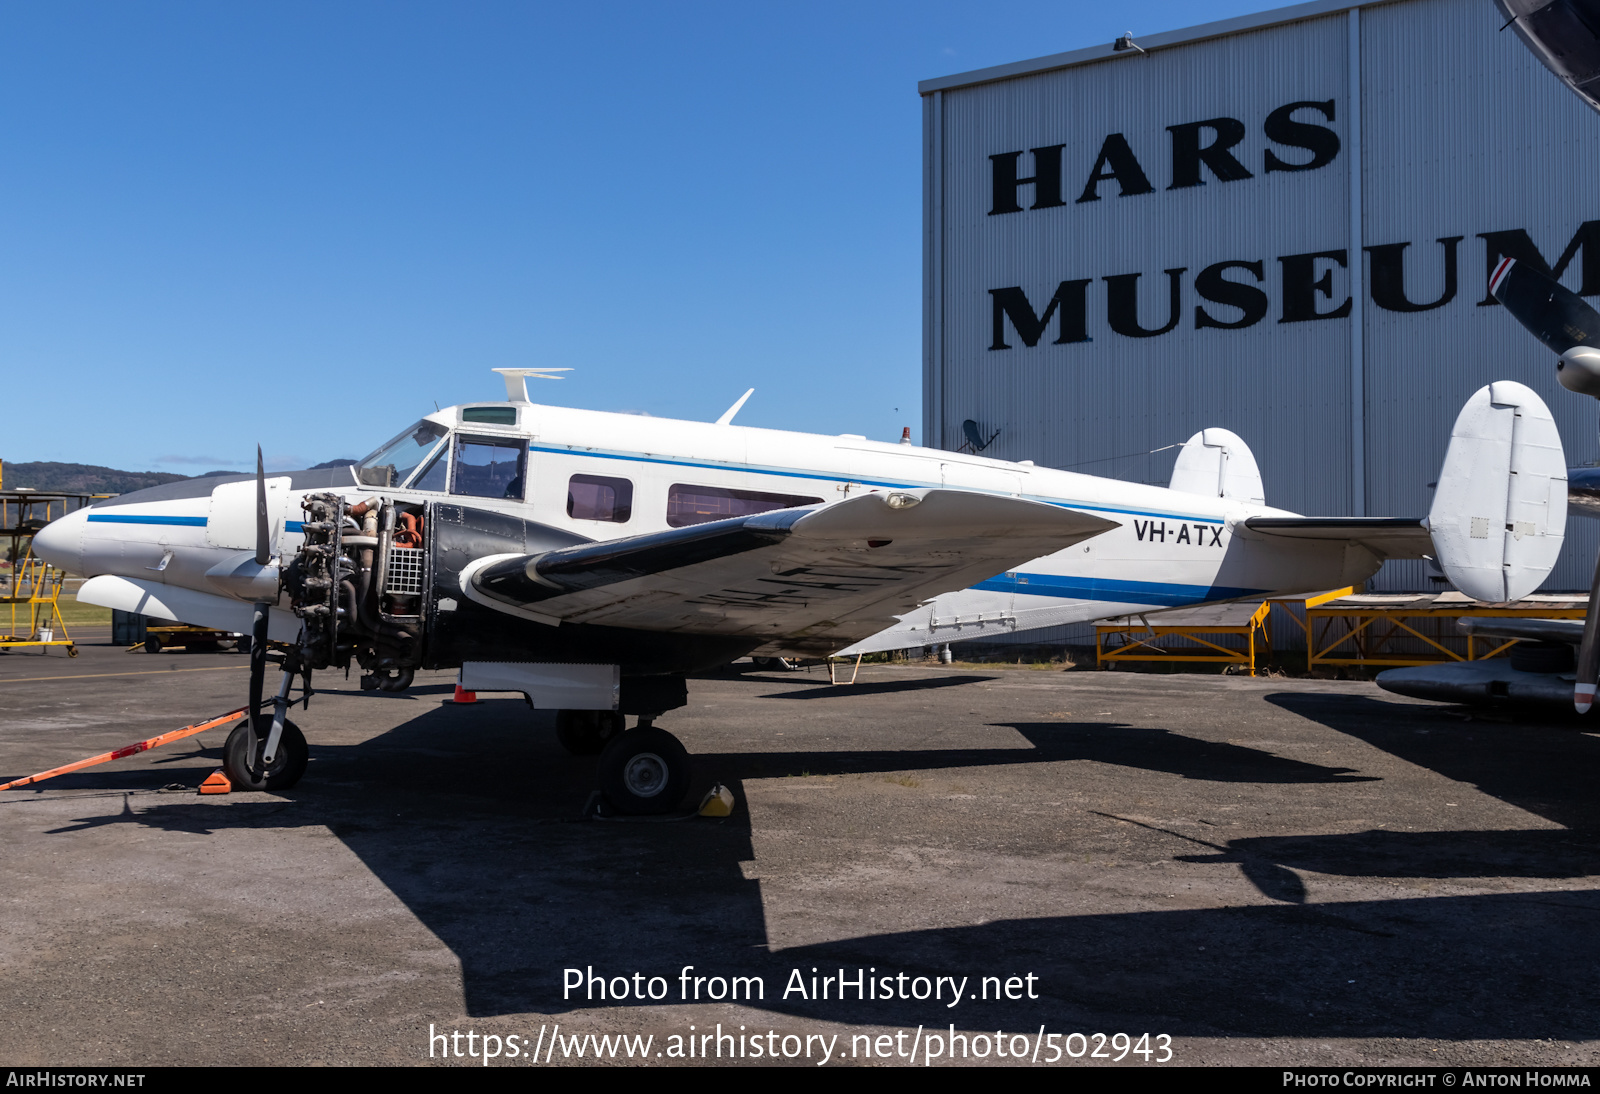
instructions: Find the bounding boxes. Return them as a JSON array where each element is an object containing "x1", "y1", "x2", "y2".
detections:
[{"x1": 1428, "y1": 381, "x2": 1566, "y2": 602}]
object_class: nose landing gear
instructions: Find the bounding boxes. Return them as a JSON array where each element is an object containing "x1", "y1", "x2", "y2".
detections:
[{"x1": 222, "y1": 716, "x2": 309, "y2": 791}]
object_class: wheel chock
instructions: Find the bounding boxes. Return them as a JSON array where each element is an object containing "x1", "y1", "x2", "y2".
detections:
[
  {"x1": 698, "y1": 784, "x2": 735, "y2": 817},
  {"x1": 199, "y1": 768, "x2": 233, "y2": 795},
  {"x1": 445, "y1": 685, "x2": 478, "y2": 705}
]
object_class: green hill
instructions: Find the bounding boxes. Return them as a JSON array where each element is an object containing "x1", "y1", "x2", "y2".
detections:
[
  {"x1": 1, "y1": 458, "x2": 354, "y2": 496},
  {"x1": 2, "y1": 461, "x2": 202, "y2": 494}
]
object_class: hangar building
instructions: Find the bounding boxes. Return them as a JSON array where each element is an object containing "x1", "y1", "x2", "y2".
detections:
[{"x1": 920, "y1": 0, "x2": 1600, "y2": 592}]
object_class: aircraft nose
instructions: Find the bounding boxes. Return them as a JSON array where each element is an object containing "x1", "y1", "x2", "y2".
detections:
[{"x1": 32, "y1": 506, "x2": 87, "y2": 574}]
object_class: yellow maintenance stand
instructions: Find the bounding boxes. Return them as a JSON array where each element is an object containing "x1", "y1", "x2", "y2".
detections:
[{"x1": 0, "y1": 464, "x2": 100, "y2": 656}]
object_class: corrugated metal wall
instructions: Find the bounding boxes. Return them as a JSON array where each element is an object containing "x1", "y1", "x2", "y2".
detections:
[{"x1": 926, "y1": 0, "x2": 1600, "y2": 592}]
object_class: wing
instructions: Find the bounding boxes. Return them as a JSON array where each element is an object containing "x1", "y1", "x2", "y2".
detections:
[
  {"x1": 1240, "y1": 517, "x2": 1432, "y2": 560},
  {"x1": 460, "y1": 488, "x2": 1117, "y2": 656}
]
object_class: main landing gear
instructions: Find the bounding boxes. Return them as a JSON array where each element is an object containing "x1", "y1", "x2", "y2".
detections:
[
  {"x1": 555, "y1": 709, "x2": 690, "y2": 816},
  {"x1": 554, "y1": 709, "x2": 624, "y2": 755},
  {"x1": 598, "y1": 720, "x2": 690, "y2": 816}
]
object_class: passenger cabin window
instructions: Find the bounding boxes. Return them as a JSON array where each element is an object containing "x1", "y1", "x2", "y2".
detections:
[
  {"x1": 452, "y1": 437, "x2": 526, "y2": 500},
  {"x1": 568, "y1": 474, "x2": 632, "y2": 522},
  {"x1": 355, "y1": 421, "x2": 448, "y2": 488},
  {"x1": 666, "y1": 484, "x2": 822, "y2": 528}
]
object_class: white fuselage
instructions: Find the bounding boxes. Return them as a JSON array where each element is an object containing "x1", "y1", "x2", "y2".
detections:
[{"x1": 38, "y1": 398, "x2": 1377, "y2": 655}]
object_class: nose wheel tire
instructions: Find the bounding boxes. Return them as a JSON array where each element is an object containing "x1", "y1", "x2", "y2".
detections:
[
  {"x1": 598, "y1": 726, "x2": 689, "y2": 815},
  {"x1": 222, "y1": 717, "x2": 309, "y2": 792},
  {"x1": 555, "y1": 709, "x2": 625, "y2": 755}
]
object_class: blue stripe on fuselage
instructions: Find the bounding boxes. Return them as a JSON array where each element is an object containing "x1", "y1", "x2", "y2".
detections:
[
  {"x1": 973, "y1": 572, "x2": 1263, "y2": 608},
  {"x1": 86, "y1": 515, "x2": 206, "y2": 527},
  {"x1": 85, "y1": 515, "x2": 305, "y2": 532}
]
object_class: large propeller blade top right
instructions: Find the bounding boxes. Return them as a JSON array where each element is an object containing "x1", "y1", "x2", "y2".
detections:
[
  {"x1": 1494, "y1": 0, "x2": 1600, "y2": 115},
  {"x1": 1490, "y1": 257, "x2": 1600, "y2": 396}
]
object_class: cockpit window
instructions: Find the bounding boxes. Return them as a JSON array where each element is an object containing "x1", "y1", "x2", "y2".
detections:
[
  {"x1": 411, "y1": 449, "x2": 449, "y2": 492},
  {"x1": 452, "y1": 436, "x2": 526, "y2": 500},
  {"x1": 355, "y1": 421, "x2": 449, "y2": 488}
]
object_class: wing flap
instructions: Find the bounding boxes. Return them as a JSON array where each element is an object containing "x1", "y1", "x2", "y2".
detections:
[{"x1": 465, "y1": 489, "x2": 1116, "y2": 651}]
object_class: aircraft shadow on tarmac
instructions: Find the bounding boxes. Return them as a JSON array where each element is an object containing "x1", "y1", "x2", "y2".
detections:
[
  {"x1": 756, "y1": 674, "x2": 997, "y2": 699},
  {"x1": 21, "y1": 693, "x2": 1600, "y2": 1039},
  {"x1": 1218, "y1": 693, "x2": 1600, "y2": 891}
]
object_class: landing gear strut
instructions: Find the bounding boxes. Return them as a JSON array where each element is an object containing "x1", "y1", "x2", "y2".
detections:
[{"x1": 554, "y1": 709, "x2": 625, "y2": 755}]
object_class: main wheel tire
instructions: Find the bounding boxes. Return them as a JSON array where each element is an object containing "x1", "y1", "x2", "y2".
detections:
[
  {"x1": 598, "y1": 726, "x2": 689, "y2": 815},
  {"x1": 554, "y1": 709, "x2": 625, "y2": 755},
  {"x1": 222, "y1": 717, "x2": 309, "y2": 791}
]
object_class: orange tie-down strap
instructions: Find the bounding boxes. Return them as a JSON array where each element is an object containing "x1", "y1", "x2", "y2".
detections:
[{"x1": 0, "y1": 707, "x2": 248, "y2": 792}]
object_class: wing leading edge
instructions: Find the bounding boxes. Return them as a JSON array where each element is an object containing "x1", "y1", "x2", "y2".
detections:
[{"x1": 462, "y1": 488, "x2": 1118, "y2": 656}]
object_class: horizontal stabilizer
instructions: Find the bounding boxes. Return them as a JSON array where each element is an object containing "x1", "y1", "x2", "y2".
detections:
[
  {"x1": 1458, "y1": 616, "x2": 1582, "y2": 646},
  {"x1": 1241, "y1": 517, "x2": 1430, "y2": 559},
  {"x1": 1429, "y1": 381, "x2": 1566, "y2": 602},
  {"x1": 1569, "y1": 466, "x2": 1600, "y2": 518}
]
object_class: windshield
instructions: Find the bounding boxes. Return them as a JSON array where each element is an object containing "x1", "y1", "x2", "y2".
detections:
[{"x1": 355, "y1": 421, "x2": 449, "y2": 488}]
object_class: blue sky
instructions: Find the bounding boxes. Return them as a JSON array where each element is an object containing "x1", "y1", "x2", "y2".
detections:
[{"x1": 0, "y1": 0, "x2": 1285, "y2": 472}]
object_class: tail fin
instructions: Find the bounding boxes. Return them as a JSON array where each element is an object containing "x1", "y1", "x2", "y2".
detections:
[
  {"x1": 1168, "y1": 428, "x2": 1265, "y2": 505},
  {"x1": 1429, "y1": 381, "x2": 1566, "y2": 602}
]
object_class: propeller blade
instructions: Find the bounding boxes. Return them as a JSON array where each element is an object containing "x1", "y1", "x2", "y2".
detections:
[
  {"x1": 1490, "y1": 257, "x2": 1600, "y2": 357},
  {"x1": 1576, "y1": 550, "x2": 1600, "y2": 714},
  {"x1": 248, "y1": 446, "x2": 273, "y2": 758},
  {"x1": 1495, "y1": 0, "x2": 1600, "y2": 115},
  {"x1": 255, "y1": 445, "x2": 270, "y2": 566}
]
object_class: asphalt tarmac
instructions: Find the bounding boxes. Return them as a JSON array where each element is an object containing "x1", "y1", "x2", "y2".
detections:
[{"x1": 2, "y1": 630, "x2": 1597, "y2": 1067}]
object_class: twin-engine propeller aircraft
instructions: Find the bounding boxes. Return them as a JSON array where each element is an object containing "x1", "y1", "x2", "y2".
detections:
[{"x1": 32, "y1": 368, "x2": 1566, "y2": 813}]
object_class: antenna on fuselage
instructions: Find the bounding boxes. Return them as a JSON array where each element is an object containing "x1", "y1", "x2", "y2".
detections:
[
  {"x1": 492, "y1": 367, "x2": 571, "y2": 402},
  {"x1": 715, "y1": 388, "x2": 755, "y2": 425}
]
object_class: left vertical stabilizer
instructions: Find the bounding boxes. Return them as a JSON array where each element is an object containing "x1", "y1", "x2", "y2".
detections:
[{"x1": 1168, "y1": 428, "x2": 1265, "y2": 505}]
